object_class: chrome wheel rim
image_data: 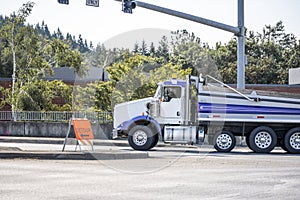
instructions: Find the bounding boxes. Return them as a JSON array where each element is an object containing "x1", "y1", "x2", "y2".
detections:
[
  {"x1": 290, "y1": 132, "x2": 300, "y2": 150},
  {"x1": 133, "y1": 130, "x2": 147, "y2": 146},
  {"x1": 255, "y1": 131, "x2": 272, "y2": 149},
  {"x1": 216, "y1": 134, "x2": 232, "y2": 150}
]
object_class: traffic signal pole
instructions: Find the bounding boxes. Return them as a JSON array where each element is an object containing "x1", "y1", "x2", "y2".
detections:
[
  {"x1": 116, "y1": 0, "x2": 245, "y2": 89},
  {"x1": 237, "y1": 0, "x2": 245, "y2": 89}
]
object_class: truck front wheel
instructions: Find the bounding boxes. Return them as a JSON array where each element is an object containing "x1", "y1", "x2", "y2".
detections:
[
  {"x1": 214, "y1": 131, "x2": 236, "y2": 152},
  {"x1": 249, "y1": 126, "x2": 277, "y2": 153},
  {"x1": 128, "y1": 125, "x2": 157, "y2": 151},
  {"x1": 284, "y1": 127, "x2": 300, "y2": 154}
]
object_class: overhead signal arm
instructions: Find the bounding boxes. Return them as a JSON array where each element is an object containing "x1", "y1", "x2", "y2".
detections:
[{"x1": 115, "y1": 0, "x2": 245, "y2": 90}]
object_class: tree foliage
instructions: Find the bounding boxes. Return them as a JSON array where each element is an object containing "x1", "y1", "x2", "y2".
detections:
[
  {"x1": 0, "y1": 2, "x2": 83, "y2": 112},
  {"x1": 16, "y1": 80, "x2": 72, "y2": 111},
  {"x1": 213, "y1": 21, "x2": 300, "y2": 84}
]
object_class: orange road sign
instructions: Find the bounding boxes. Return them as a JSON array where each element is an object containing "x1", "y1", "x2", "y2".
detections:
[{"x1": 72, "y1": 119, "x2": 94, "y2": 140}]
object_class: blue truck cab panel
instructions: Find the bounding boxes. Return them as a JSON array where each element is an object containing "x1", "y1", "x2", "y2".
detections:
[{"x1": 115, "y1": 115, "x2": 162, "y2": 137}]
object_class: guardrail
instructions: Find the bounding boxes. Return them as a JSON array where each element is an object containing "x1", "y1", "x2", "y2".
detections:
[{"x1": 0, "y1": 111, "x2": 112, "y2": 124}]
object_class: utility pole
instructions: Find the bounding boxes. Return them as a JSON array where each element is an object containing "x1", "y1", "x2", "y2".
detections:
[{"x1": 116, "y1": 0, "x2": 245, "y2": 89}]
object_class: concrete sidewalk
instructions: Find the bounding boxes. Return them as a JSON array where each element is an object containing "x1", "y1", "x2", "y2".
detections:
[
  {"x1": 0, "y1": 136, "x2": 129, "y2": 146},
  {"x1": 0, "y1": 136, "x2": 148, "y2": 160}
]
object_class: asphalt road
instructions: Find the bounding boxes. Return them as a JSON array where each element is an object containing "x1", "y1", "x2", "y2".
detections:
[{"x1": 0, "y1": 146, "x2": 299, "y2": 200}]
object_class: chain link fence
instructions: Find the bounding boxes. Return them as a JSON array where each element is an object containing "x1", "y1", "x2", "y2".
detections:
[{"x1": 0, "y1": 111, "x2": 112, "y2": 124}]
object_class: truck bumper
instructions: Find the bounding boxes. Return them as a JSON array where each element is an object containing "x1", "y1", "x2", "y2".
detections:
[{"x1": 112, "y1": 129, "x2": 118, "y2": 139}]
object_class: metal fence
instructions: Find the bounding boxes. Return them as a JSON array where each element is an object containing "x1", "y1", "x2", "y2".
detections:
[{"x1": 0, "y1": 111, "x2": 113, "y2": 124}]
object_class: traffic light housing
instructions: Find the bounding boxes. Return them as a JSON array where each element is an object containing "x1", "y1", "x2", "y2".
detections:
[
  {"x1": 122, "y1": 0, "x2": 136, "y2": 14},
  {"x1": 58, "y1": 0, "x2": 69, "y2": 4}
]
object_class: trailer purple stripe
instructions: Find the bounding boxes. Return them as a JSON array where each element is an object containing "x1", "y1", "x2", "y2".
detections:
[{"x1": 198, "y1": 103, "x2": 300, "y2": 115}]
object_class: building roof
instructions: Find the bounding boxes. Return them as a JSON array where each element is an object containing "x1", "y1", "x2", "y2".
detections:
[{"x1": 46, "y1": 67, "x2": 108, "y2": 82}]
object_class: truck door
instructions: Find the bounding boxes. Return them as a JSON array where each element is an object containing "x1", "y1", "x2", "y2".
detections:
[{"x1": 160, "y1": 86, "x2": 182, "y2": 118}]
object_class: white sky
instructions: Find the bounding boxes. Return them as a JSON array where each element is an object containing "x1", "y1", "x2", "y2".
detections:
[{"x1": 0, "y1": 0, "x2": 300, "y2": 48}]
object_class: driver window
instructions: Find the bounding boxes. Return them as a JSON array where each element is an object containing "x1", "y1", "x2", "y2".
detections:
[{"x1": 163, "y1": 86, "x2": 181, "y2": 102}]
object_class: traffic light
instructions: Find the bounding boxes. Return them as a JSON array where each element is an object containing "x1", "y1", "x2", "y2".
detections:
[
  {"x1": 58, "y1": 0, "x2": 69, "y2": 5},
  {"x1": 122, "y1": 0, "x2": 136, "y2": 14},
  {"x1": 86, "y1": 0, "x2": 99, "y2": 7}
]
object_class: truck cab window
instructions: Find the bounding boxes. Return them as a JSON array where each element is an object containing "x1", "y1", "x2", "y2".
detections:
[{"x1": 163, "y1": 86, "x2": 181, "y2": 102}]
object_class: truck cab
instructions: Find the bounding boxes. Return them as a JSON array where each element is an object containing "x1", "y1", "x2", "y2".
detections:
[{"x1": 112, "y1": 75, "x2": 202, "y2": 150}]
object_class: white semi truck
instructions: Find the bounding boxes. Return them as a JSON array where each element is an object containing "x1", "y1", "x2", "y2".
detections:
[{"x1": 112, "y1": 75, "x2": 300, "y2": 153}]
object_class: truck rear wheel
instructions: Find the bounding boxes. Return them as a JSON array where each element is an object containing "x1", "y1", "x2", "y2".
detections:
[
  {"x1": 128, "y1": 125, "x2": 157, "y2": 151},
  {"x1": 214, "y1": 131, "x2": 236, "y2": 152},
  {"x1": 284, "y1": 127, "x2": 300, "y2": 154},
  {"x1": 249, "y1": 126, "x2": 277, "y2": 153},
  {"x1": 279, "y1": 139, "x2": 288, "y2": 152},
  {"x1": 246, "y1": 136, "x2": 253, "y2": 151}
]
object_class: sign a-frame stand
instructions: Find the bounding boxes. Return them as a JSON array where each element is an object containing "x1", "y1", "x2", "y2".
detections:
[{"x1": 62, "y1": 118, "x2": 94, "y2": 152}]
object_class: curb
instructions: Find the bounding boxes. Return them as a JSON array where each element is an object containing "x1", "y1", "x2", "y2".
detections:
[{"x1": 0, "y1": 150, "x2": 148, "y2": 160}]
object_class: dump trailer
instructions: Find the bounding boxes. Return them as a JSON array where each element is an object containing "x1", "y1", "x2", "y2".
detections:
[{"x1": 112, "y1": 75, "x2": 300, "y2": 153}]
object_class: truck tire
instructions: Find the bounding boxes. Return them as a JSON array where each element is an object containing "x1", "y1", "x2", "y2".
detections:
[
  {"x1": 128, "y1": 125, "x2": 157, "y2": 151},
  {"x1": 150, "y1": 134, "x2": 159, "y2": 149},
  {"x1": 249, "y1": 126, "x2": 277, "y2": 153},
  {"x1": 279, "y1": 139, "x2": 288, "y2": 152},
  {"x1": 214, "y1": 131, "x2": 236, "y2": 152},
  {"x1": 246, "y1": 136, "x2": 253, "y2": 151},
  {"x1": 284, "y1": 127, "x2": 300, "y2": 154}
]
